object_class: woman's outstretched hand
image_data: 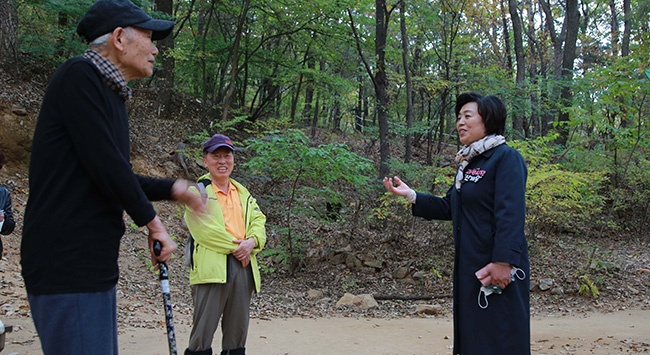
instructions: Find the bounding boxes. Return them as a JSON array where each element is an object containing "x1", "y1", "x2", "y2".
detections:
[{"x1": 383, "y1": 176, "x2": 412, "y2": 197}]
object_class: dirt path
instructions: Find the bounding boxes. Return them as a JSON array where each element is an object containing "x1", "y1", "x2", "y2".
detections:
[{"x1": 2, "y1": 308, "x2": 649, "y2": 354}]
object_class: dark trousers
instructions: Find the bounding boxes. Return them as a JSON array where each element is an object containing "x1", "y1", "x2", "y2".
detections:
[
  {"x1": 188, "y1": 255, "x2": 254, "y2": 352},
  {"x1": 28, "y1": 286, "x2": 118, "y2": 355}
]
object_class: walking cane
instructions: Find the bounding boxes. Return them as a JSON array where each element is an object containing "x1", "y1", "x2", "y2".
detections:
[{"x1": 154, "y1": 241, "x2": 178, "y2": 355}]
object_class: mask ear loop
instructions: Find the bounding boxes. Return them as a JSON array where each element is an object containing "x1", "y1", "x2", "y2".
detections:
[
  {"x1": 478, "y1": 287, "x2": 489, "y2": 309},
  {"x1": 511, "y1": 267, "x2": 526, "y2": 281}
]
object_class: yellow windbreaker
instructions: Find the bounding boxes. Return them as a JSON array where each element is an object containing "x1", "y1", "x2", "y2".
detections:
[{"x1": 184, "y1": 174, "x2": 267, "y2": 292}]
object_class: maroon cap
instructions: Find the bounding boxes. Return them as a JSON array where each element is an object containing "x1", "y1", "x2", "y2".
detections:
[{"x1": 203, "y1": 134, "x2": 234, "y2": 153}]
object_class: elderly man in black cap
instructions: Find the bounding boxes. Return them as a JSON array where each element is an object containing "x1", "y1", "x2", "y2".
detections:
[{"x1": 21, "y1": 1, "x2": 205, "y2": 354}]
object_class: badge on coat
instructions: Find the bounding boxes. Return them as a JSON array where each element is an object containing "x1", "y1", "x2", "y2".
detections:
[{"x1": 463, "y1": 168, "x2": 487, "y2": 184}]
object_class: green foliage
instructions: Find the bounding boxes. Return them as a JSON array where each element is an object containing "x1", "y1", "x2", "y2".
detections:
[
  {"x1": 296, "y1": 186, "x2": 345, "y2": 221},
  {"x1": 591, "y1": 259, "x2": 617, "y2": 274},
  {"x1": 578, "y1": 275, "x2": 600, "y2": 298},
  {"x1": 608, "y1": 158, "x2": 650, "y2": 235},
  {"x1": 244, "y1": 129, "x2": 374, "y2": 189},
  {"x1": 209, "y1": 114, "x2": 262, "y2": 136},
  {"x1": 186, "y1": 130, "x2": 212, "y2": 145},
  {"x1": 128, "y1": 221, "x2": 139, "y2": 232},
  {"x1": 508, "y1": 136, "x2": 559, "y2": 170},
  {"x1": 17, "y1": 0, "x2": 89, "y2": 64},
  {"x1": 559, "y1": 145, "x2": 612, "y2": 174},
  {"x1": 135, "y1": 245, "x2": 156, "y2": 272},
  {"x1": 17, "y1": 0, "x2": 171, "y2": 65},
  {"x1": 569, "y1": 55, "x2": 650, "y2": 177},
  {"x1": 340, "y1": 276, "x2": 358, "y2": 291},
  {"x1": 414, "y1": 256, "x2": 445, "y2": 280},
  {"x1": 371, "y1": 160, "x2": 454, "y2": 234},
  {"x1": 526, "y1": 166, "x2": 607, "y2": 236},
  {"x1": 428, "y1": 267, "x2": 443, "y2": 279},
  {"x1": 371, "y1": 190, "x2": 418, "y2": 238},
  {"x1": 258, "y1": 248, "x2": 286, "y2": 274},
  {"x1": 372, "y1": 192, "x2": 409, "y2": 221},
  {"x1": 257, "y1": 225, "x2": 308, "y2": 274},
  {"x1": 243, "y1": 129, "x2": 375, "y2": 271},
  {"x1": 174, "y1": 205, "x2": 184, "y2": 218},
  {"x1": 255, "y1": 115, "x2": 294, "y2": 134},
  {"x1": 387, "y1": 161, "x2": 454, "y2": 195},
  {"x1": 181, "y1": 130, "x2": 213, "y2": 164}
]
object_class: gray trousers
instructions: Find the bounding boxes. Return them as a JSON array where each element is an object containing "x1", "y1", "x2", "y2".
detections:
[{"x1": 188, "y1": 254, "x2": 255, "y2": 352}]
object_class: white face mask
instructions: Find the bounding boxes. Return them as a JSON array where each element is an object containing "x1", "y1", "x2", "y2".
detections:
[{"x1": 477, "y1": 267, "x2": 526, "y2": 309}]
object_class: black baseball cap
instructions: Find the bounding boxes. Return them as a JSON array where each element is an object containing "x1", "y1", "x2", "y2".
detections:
[{"x1": 77, "y1": 0, "x2": 175, "y2": 43}]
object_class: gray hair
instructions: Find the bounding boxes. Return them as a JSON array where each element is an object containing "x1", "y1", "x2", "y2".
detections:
[
  {"x1": 87, "y1": 27, "x2": 135, "y2": 50},
  {"x1": 88, "y1": 33, "x2": 110, "y2": 50}
]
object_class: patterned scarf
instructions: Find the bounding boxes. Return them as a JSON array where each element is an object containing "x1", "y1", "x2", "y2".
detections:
[
  {"x1": 82, "y1": 49, "x2": 132, "y2": 100},
  {"x1": 454, "y1": 134, "x2": 506, "y2": 191}
]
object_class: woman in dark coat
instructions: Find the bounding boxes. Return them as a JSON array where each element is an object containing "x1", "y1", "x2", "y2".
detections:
[{"x1": 384, "y1": 92, "x2": 530, "y2": 354}]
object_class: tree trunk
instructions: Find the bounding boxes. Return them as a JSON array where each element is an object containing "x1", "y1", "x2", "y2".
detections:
[
  {"x1": 291, "y1": 47, "x2": 309, "y2": 123},
  {"x1": 500, "y1": 0, "x2": 513, "y2": 74},
  {"x1": 302, "y1": 56, "x2": 315, "y2": 125},
  {"x1": 221, "y1": 0, "x2": 250, "y2": 121},
  {"x1": 609, "y1": 0, "x2": 619, "y2": 56},
  {"x1": 347, "y1": 5, "x2": 390, "y2": 177},
  {"x1": 154, "y1": 0, "x2": 175, "y2": 119},
  {"x1": 426, "y1": 100, "x2": 434, "y2": 165},
  {"x1": 435, "y1": 89, "x2": 448, "y2": 155},
  {"x1": 240, "y1": 45, "x2": 250, "y2": 111},
  {"x1": 56, "y1": 12, "x2": 68, "y2": 58},
  {"x1": 400, "y1": 0, "x2": 414, "y2": 163},
  {"x1": 508, "y1": 0, "x2": 526, "y2": 136},
  {"x1": 311, "y1": 89, "x2": 320, "y2": 138},
  {"x1": 0, "y1": 0, "x2": 18, "y2": 66},
  {"x1": 355, "y1": 71, "x2": 365, "y2": 132},
  {"x1": 195, "y1": 5, "x2": 216, "y2": 99},
  {"x1": 538, "y1": 0, "x2": 580, "y2": 143},
  {"x1": 375, "y1": 0, "x2": 391, "y2": 178},
  {"x1": 331, "y1": 99, "x2": 342, "y2": 132},
  {"x1": 524, "y1": 0, "x2": 540, "y2": 136},
  {"x1": 556, "y1": 0, "x2": 580, "y2": 146},
  {"x1": 621, "y1": 0, "x2": 630, "y2": 56},
  {"x1": 429, "y1": 0, "x2": 465, "y2": 157},
  {"x1": 618, "y1": 0, "x2": 631, "y2": 128}
]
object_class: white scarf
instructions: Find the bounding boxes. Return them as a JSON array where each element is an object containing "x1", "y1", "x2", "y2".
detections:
[{"x1": 454, "y1": 134, "x2": 506, "y2": 191}]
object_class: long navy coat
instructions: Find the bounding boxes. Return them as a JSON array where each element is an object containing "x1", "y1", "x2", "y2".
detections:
[{"x1": 412, "y1": 144, "x2": 530, "y2": 355}]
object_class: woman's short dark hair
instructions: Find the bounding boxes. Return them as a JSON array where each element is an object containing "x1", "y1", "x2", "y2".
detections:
[{"x1": 455, "y1": 92, "x2": 507, "y2": 135}]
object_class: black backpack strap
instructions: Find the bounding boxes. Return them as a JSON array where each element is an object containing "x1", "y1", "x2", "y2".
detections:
[
  {"x1": 196, "y1": 178, "x2": 210, "y2": 203},
  {"x1": 186, "y1": 178, "x2": 212, "y2": 268}
]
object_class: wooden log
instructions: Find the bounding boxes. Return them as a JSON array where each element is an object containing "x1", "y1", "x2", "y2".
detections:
[{"x1": 373, "y1": 294, "x2": 452, "y2": 301}]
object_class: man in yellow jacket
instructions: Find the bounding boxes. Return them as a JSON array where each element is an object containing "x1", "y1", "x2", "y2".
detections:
[{"x1": 183, "y1": 134, "x2": 266, "y2": 355}]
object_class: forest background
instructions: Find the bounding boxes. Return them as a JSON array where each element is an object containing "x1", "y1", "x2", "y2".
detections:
[{"x1": 0, "y1": 0, "x2": 649, "y2": 316}]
